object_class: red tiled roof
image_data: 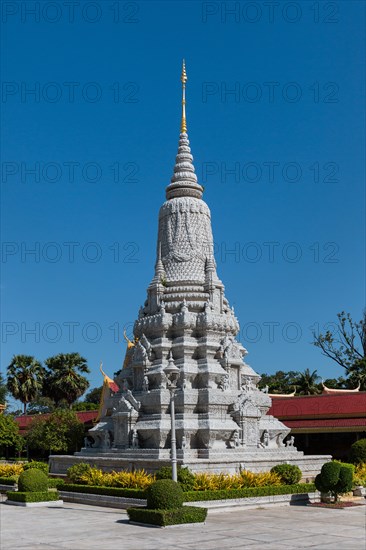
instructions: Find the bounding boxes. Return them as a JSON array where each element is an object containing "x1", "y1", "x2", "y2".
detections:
[
  {"x1": 284, "y1": 418, "x2": 366, "y2": 429},
  {"x1": 269, "y1": 392, "x2": 366, "y2": 420},
  {"x1": 15, "y1": 410, "x2": 98, "y2": 431}
]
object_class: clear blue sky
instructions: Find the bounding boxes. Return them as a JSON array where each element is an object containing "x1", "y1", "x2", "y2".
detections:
[{"x1": 1, "y1": 1, "x2": 365, "y2": 409}]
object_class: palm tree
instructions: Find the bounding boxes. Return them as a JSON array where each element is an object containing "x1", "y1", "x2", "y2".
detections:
[
  {"x1": 44, "y1": 353, "x2": 90, "y2": 408},
  {"x1": 293, "y1": 368, "x2": 321, "y2": 395},
  {"x1": 7, "y1": 355, "x2": 45, "y2": 414}
]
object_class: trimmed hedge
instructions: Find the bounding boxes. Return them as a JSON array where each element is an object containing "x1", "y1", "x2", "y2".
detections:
[
  {"x1": 18, "y1": 469, "x2": 49, "y2": 492},
  {"x1": 0, "y1": 476, "x2": 18, "y2": 486},
  {"x1": 183, "y1": 483, "x2": 316, "y2": 502},
  {"x1": 48, "y1": 478, "x2": 65, "y2": 489},
  {"x1": 61, "y1": 483, "x2": 146, "y2": 499},
  {"x1": 127, "y1": 505, "x2": 207, "y2": 526},
  {"x1": 60, "y1": 482, "x2": 316, "y2": 503},
  {"x1": 146, "y1": 480, "x2": 183, "y2": 510},
  {"x1": 7, "y1": 491, "x2": 59, "y2": 503}
]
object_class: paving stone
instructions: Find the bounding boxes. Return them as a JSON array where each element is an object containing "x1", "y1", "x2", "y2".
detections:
[{"x1": 1, "y1": 501, "x2": 365, "y2": 550}]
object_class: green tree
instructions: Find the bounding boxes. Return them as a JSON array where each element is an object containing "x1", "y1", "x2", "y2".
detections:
[
  {"x1": 83, "y1": 386, "x2": 102, "y2": 405},
  {"x1": 322, "y1": 376, "x2": 348, "y2": 390},
  {"x1": 0, "y1": 373, "x2": 8, "y2": 405},
  {"x1": 7, "y1": 355, "x2": 45, "y2": 414},
  {"x1": 72, "y1": 402, "x2": 98, "y2": 411},
  {"x1": 27, "y1": 396, "x2": 56, "y2": 415},
  {"x1": 258, "y1": 371, "x2": 297, "y2": 394},
  {"x1": 0, "y1": 415, "x2": 24, "y2": 457},
  {"x1": 346, "y1": 357, "x2": 366, "y2": 391},
  {"x1": 43, "y1": 353, "x2": 90, "y2": 408},
  {"x1": 293, "y1": 368, "x2": 321, "y2": 395},
  {"x1": 26, "y1": 409, "x2": 84, "y2": 454},
  {"x1": 313, "y1": 311, "x2": 366, "y2": 390}
]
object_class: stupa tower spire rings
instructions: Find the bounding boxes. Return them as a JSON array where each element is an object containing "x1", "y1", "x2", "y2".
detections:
[
  {"x1": 166, "y1": 61, "x2": 204, "y2": 201},
  {"x1": 181, "y1": 59, "x2": 187, "y2": 133}
]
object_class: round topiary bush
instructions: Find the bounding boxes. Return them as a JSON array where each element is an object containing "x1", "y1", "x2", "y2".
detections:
[
  {"x1": 23, "y1": 461, "x2": 49, "y2": 475},
  {"x1": 18, "y1": 468, "x2": 49, "y2": 492},
  {"x1": 270, "y1": 464, "x2": 302, "y2": 485},
  {"x1": 146, "y1": 479, "x2": 184, "y2": 510},
  {"x1": 350, "y1": 438, "x2": 366, "y2": 464},
  {"x1": 314, "y1": 461, "x2": 353, "y2": 502}
]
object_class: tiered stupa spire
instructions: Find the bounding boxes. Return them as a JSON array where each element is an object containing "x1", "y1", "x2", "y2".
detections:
[
  {"x1": 181, "y1": 59, "x2": 187, "y2": 133},
  {"x1": 166, "y1": 61, "x2": 203, "y2": 201}
]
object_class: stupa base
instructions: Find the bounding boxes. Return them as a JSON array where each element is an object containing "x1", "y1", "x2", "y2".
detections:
[{"x1": 49, "y1": 450, "x2": 330, "y2": 481}]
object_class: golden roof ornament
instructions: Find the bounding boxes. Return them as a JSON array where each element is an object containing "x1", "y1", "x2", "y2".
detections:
[
  {"x1": 123, "y1": 330, "x2": 136, "y2": 349},
  {"x1": 181, "y1": 59, "x2": 187, "y2": 133}
]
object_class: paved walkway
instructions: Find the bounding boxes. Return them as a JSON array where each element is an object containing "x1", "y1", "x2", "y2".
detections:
[{"x1": 1, "y1": 500, "x2": 365, "y2": 549}]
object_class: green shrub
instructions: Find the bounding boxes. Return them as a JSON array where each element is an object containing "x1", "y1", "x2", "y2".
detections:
[
  {"x1": 155, "y1": 466, "x2": 172, "y2": 480},
  {"x1": 315, "y1": 461, "x2": 340, "y2": 493},
  {"x1": 270, "y1": 464, "x2": 302, "y2": 485},
  {"x1": 355, "y1": 463, "x2": 366, "y2": 486},
  {"x1": 23, "y1": 461, "x2": 49, "y2": 474},
  {"x1": 0, "y1": 476, "x2": 18, "y2": 485},
  {"x1": 0, "y1": 464, "x2": 24, "y2": 477},
  {"x1": 155, "y1": 466, "x2": 195, "y2": 491},
  {"x1": 177, "y1": 467, "x2": 195, "y2": 491},
  {"x1": 183, "y1": 483, "x2": 316, "y2": 502},
  {"x1": 146, "y1": 479, "x2": 183, "y2": 510},
  {"x1": 315, "y1": 461, "x2": 353, "y2": 502},
  {"x1": 7, "y1": 491, "x2": 59, "y2": 503},
  {"x1": 18, "y1": 469, "x2": 49, "y2": 492},
  {"x1": 67, "y1": 463, "x2": 92, "y2": 484},
  {"x1": 336, "y1": 461, "x2": 355, "y2": 476},
  {"x1": 350, "y1": 439, "x2": 366, "y2": 464},
  {"x1": 61, "y1": 483, "x2": 146, "y2": 499},
  {"x1": 48, "y1": 478, "x2": 65, "y2": 489},
  {"x1": 336, "y1": 463, "x2": 354, "y2": 493},
  {"x1": 75, "y1": 467, "x2": 154, "y2": 488},
  {"x1": 127, "y1": 506, "x2": 207, "y2": 526}
]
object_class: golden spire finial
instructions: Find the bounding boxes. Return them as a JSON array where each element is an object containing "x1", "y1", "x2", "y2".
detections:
[{"x1": 180, "y1": 59, "x2": 187, "y2": 133}]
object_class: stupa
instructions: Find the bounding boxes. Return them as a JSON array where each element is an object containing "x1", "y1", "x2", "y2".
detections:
[{"x1": 50, "y1": 63, "x2": 329, "y2": 477}]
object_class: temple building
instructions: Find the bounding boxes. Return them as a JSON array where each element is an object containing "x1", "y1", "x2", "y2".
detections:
[
  {"x1": 50, "y1": 63, "x2": 328, "y2": 477},
  {"x1": 269, "y1": 389, "x2": 366, "y2": 460}
]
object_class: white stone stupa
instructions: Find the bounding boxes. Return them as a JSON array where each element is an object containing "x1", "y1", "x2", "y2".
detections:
[{"x1": 50, "y1": 63, "x2": 329, "y2": 477}]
